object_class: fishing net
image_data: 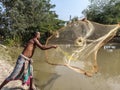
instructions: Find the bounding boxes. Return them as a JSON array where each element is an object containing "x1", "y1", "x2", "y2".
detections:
[{"x1": 45, "y1": 19, "x2": 120, "y2": 76}]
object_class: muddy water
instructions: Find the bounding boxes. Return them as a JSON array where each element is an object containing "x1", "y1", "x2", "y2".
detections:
[
  {"x1": 32, "y1": 47, "x2": 120, "y2": 90},
  {"x1": 7, "y1": 46, "x2": 120, "y2": 90}
]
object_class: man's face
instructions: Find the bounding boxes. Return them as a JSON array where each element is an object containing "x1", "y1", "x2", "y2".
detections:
[{"x1": 37, "y1": 32, "x2": 40, "y2": 39}]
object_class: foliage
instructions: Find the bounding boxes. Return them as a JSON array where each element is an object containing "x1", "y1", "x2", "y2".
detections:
[
  {"x1": 83, "y1": 0, "x2": 120, "y2": 24},
  {"x1": 0, "y1": 0, "x2": 65, "y2": 45}
]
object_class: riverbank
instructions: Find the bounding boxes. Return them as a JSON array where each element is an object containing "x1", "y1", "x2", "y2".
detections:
[
  {"x1": 0, "y1": 60, "x2": 22, "y2": 90},
  {"x1": 0, "y1": 45, "x2": 26, "y2": 90}
]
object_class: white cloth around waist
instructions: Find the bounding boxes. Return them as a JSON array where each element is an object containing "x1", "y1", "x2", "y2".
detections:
[{"x1": 20, "y1": 54, "x2": 31, "y2": 61}]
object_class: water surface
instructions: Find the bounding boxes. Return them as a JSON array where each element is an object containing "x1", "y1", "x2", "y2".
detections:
[
  {"x1": 32, "y1": 47, "x2": 120, "y2": 90},
  {"x1": 8, "y1": 48, "x2": 120, "y2": 90}
]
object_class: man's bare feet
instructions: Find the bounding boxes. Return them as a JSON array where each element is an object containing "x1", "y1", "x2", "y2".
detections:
[
  {"x1": 29, "y1": 84, "x2": 36, "y2": 90},
  {"x1": 21, "y1": 84, "x2": 29, "y2": 90}
]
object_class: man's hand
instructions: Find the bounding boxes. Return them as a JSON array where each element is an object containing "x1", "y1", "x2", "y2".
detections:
[{"x1": 52, "y1": 45, "x2": 57, "y2": 49}]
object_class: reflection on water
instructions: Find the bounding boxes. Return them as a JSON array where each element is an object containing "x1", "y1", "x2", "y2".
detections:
[
  {"x1": 31, "y1": 46, "x2": 120, "y2": 90},
  {"x1": 98, "y1": 48, "x2": 120, "y2": 77}
]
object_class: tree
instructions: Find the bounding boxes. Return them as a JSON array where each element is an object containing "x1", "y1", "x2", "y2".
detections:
[
  {"x1": 0, "y1": 0, "x2": 65, "y2": 45},
  {"x1": 83, "y1": 0, "x2": 120, "y2": 24}
]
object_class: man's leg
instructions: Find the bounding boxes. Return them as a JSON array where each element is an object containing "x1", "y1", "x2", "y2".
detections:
[
  {"x1": 29, "y1": 77, "x2": 36, "y2": 90},
  {"x1": 0, "y1": 79, "x2": 10, "y2": 89},
  {"x1": 29, "y1": 77, "x2": 34, "y2": 90}
]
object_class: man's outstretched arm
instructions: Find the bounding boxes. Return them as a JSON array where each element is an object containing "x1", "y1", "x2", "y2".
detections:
[{"x1": 34, "y1": 38, "x2": 57, "y2": 50}]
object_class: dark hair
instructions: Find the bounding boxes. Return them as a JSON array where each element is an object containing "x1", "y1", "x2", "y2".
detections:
[
  {"x1": 33, "y1": 32, "x2": 40, "y2": 37},
  {"x1": 31, "y1": 32, "x2": 37, "y2": 36}
]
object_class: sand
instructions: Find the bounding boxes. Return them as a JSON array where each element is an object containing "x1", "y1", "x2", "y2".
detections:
[{"x1": 0, "y1": 59, "x2": 23, "y2": 90}]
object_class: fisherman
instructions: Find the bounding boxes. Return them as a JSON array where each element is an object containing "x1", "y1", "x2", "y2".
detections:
[{"x1": 0, "y1": 32, "x2": 57, "y2": 90}]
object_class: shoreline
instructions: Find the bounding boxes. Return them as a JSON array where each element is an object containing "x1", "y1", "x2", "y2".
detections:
[
  {"x1": 0, "y1": 45, "x2": 26, "y2": 90},
  {"x1": 0, "y1": 59, "x2": 22, "y2": 90}
]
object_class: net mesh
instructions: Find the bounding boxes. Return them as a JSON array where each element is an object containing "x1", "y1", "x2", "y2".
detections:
[{"x1": 45, "y1": 19, "x2": 120, "y2": 76}]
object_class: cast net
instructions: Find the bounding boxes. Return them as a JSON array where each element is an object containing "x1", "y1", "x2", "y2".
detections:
[{"x1": 45, "y1": 19, "x2": 120, "y2": 76}]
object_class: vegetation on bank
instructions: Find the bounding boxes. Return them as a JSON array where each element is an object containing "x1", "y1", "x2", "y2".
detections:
[
  {"x1": 0, "y1": 45, "x2": 22, "y2": 64},
  {"x1": 0, "y1": 0, "x2": 65, "y2": 46},
  {"x1": 0, "y1": 0, "x2": 120, "y2": 46},
  {"x1": 83, "y1": 0, "x2": 120, "y2": 24},
  {"x1": 0, "y1": 45, "x2": 11, "y2": 61}
]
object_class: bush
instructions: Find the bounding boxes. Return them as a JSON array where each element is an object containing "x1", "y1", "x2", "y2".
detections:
[{"x1": 3, "y1": 38, "x2": 21, "y2": 47}]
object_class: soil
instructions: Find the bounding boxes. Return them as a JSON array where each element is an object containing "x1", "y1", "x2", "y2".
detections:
[{"x1": 0, "y1": 45, "x2": 28, "y2": 90}]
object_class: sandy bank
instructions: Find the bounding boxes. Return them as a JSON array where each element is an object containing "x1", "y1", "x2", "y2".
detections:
[
  {"x1": 0, "y1": 60, "x2": 22, "y2": 90},
  {"x1": 0, "y1": 45, "x2": 24, "y2": 90}
]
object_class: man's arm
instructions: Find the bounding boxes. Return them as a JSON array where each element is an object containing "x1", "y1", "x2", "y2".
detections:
[{"x1": 34, "y1": 38, "x2": 57, "y2": 50}]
